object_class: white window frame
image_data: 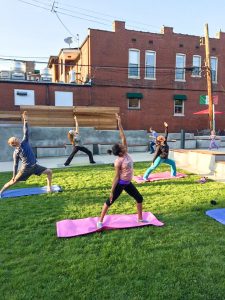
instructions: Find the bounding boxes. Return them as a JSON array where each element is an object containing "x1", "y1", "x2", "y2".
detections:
[
  {"x1": 55, "y1": 91, "x2": 73, "y2": 106},
  {"x1": 210, "y1": 56, "x2": 218, "y2": 83},
  {"x1": 128, "y1": 49, "x2": 140, "y2": 79},
  {"x1": 174, "y1": 99, "x2": 184, "y2": 116},
  {"x1": 145, "y1": 50, "x2": 156, "y2": 80},
  {"x1": 128, "y1": 98, "x2": 141, "y2": 110},
  {"x1": 192, "y1": 55, "x2": 201, "y2": 77},
  {"x1": 175, "y1": 53, "x2": 186, "y2": 82},
  {"x1": 14, "y1": 89, "x2": 35, "y2": 106}
]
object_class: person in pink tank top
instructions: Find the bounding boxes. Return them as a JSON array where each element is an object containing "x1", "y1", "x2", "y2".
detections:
[{"x1": 97, "y1": 114, "x2": 144, "y2": 229}]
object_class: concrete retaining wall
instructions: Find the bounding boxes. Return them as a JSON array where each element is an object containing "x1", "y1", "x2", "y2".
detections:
[
  {"x1": 170, "y1": 150, "x2": 217, "y2": 175},
  {"x1": 196, "y1": 136, "x2": 225, "y2": 149},
  {"x1": 0, "y1": 125, "x2": 148, "y2": 162},
  {"x1": 0, "y1": 124, "x2": 224, "y2": 162}
]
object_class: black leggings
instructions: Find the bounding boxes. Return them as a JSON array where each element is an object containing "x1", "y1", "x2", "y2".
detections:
[
  {"x1": 64, "y1": 146, "x2": 94, "y2": 165},
  {"x1": 105, "y1": 182, "x2": 143, "y2": 207}
]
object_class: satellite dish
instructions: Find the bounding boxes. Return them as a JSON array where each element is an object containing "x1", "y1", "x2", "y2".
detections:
[{"x1": 64, "y1": 37, "x2": 73, "y2": 47}]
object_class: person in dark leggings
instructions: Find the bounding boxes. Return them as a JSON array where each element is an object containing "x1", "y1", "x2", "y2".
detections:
[
  {"x1": 0, "y1": 111, "x2": 52, "y2": 197},
  {"x1": 97, "y1": 114, "x2": 144, "y2": 229},
  {"x1": 64, "y1": 115, "x2": 95, "y2": 166}
]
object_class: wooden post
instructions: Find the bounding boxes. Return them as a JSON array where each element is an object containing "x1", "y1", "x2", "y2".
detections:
[{"x1": 204, "y1": 24, "x2": 213, "y2": 131}]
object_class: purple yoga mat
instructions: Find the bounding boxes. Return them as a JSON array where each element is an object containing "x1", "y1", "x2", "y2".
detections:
[
  {"x1": 133, "y1": 171, "x2": 187, "y2": 183},
  {"x1": 56, "y1": 212, "x2": 164, "y2": 238}
]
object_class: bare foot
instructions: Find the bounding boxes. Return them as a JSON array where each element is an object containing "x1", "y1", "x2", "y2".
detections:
[{"x1": 47, "y1": 187, "x2": 53, "y2": 193}]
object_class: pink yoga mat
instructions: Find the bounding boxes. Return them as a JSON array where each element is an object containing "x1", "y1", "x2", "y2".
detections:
[
  {"x1": 56, "y1": 212, "x2": 164, "y2": 238},
  {"x1": 133, "y1": 171, "x2": 187, "y2": 183}
]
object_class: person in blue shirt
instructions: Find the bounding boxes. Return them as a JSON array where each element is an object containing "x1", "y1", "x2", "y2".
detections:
[
  {"x1": 0, "y1": 111, "x2": 52, "y2": 197},
  {"x1": 149, "y1": 127, "x2": 158, "y2": 154}
]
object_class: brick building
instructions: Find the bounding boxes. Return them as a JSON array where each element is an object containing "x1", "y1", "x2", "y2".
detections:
[{"x1": 0, "y1": 20, "x2": 225, "y2": 132}]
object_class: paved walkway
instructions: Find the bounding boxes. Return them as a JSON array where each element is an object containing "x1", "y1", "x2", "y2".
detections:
[
  {"x1": 1, "y1": 149, "x2": 225, "y2": 183},
  {"x1": 0, "y1": 152, "x2": 153, "y2": 173}
]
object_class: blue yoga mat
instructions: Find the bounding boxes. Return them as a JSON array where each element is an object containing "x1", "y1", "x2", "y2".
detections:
[
  {"x1": 1, "y1": 185, "x2": 62, "y2": 199},
  {"x1": 206, "y1": 208, "x2": 225, "y2": 225}
]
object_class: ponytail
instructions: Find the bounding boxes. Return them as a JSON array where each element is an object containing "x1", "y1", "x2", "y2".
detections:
[{"x1": 67, "y1": 132, "x2": 74, "y2": 145}]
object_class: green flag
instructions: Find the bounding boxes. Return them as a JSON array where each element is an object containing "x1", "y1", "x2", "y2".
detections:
[{"x1": 199, "y1": 95, "x2": 208, "y2": 105}]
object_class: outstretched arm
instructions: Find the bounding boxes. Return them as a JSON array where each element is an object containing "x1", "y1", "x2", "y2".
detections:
[
  {"x1": 164, "y1": 122, "x2": 168, "y2": 141},
  {"x1": 22, "y1": 111, "x2": 29, "y2": 141},
  {"x1": 74, "y1": 115, "x2": 79, "y2": 134},
  {"x1": 1, "y1": 152, "x2": 19, "y2": 196},
  {"x1": 116, "y1": 114, "x2": 127, "y2": 149}
]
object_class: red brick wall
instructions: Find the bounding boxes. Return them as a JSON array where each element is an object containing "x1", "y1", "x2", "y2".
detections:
[
  {"x1": 1, "y1": 23, "x2": 225, "y2": 132},
  {"x1": 0, "y1": 82, "x2": 91, "y2": 109},
  {"x1": 87, "y1": 24, "x2": 225, "y2": 132},
  {"x1": 0, "y1": 81, "x2": 224, "y2": 131}
]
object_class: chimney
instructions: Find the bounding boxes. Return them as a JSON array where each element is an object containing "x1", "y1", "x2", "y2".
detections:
[
  {"x1": 160, "y1": 26, "x2": 173, "y2": 35},
  {"x1": 216, "y1": 30, "x2": 225, "y2": 40},
  {"x1": 25, "y1": 61, "x2": 35, "y2": 73},
  {"x1": 113, "y1": 20, "x2": 125, "y2": 32}
]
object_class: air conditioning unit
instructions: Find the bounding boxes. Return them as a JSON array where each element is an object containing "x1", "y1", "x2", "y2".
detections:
[
  {"x1": 0, "y1": 70, "x2": 11, "y2": 79},
  {"x1": 40, "y1": 67, "x2": 52, "y2": 82},
  {"x1": 11, "y1": 72, "x2": 25, "y2": 80},
  {"x1": 69, "y1": 70, "x2": 76, "y2": 83},
  {"x1": 40, "y1": 76, "x2": 52, "y2": 82}
]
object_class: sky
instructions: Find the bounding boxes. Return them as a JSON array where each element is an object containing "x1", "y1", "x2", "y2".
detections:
[{"x1": 1, "y1": 0, "x2": 225, "y2": 70}]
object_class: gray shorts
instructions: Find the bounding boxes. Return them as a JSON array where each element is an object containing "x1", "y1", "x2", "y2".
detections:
[{"x1": 15, "y1": 164, "x2": 47, "y2": 182}]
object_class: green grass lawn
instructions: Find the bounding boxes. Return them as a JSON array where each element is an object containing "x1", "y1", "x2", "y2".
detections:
[{"x1": 1, "y1": 162, "x2": 225, "y2": 300}]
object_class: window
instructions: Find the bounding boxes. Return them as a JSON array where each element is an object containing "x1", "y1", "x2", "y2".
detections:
[
  {"x1": 128, "y1": 98, "x2": 140, "y2": 109},
  {"x1": 128, "y1": 49, "x2": 140, "y2": 78},
  {"x1": 174, "y1": 99, "x2": 184, "y2": 115},
  {"x1": 175, "y1": 54, "x2": 186, "y2": 81},
  {"x1": 145, "y1": 51, "x2": 156, "y2": 79},
  {"x1": 192, "y1": 55, "x2": 201, "y2": 77},
  {"x1": 14, "y1": 89, "x2": 35, "y2": 105},
  {"x1": 55, "y1": 91, "x2": 73, "y2": 106},
  {"x1": 210, "y1": 57, "x2": 218, "y2": 83}
]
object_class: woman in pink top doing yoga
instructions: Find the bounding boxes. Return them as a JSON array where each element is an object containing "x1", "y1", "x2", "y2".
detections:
[{"x1": 97, "y1": 114, "x2": 144, "y2": 229}]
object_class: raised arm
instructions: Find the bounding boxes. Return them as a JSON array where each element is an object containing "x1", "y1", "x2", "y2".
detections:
[
  {"x1": 22, "y1": 111, "x2": 29, "y2": 141},
  {"x1": 74, "y1": 115, "x2": 79, "y2": 134},
  {"x1": 164, "y1": 122, "x2": 168, "y2": 141},
  {"x1": 116, "y1": 114, "x2": 127, "y2": 149}
]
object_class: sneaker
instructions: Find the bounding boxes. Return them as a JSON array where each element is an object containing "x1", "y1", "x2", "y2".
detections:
[
  {"x1": 90, "y1": 161, "x2": 96, "y2": 164},
  {"x1": 97, "y1": 221, "x2": 103, "y2": 229},
  {"x1": 143, "y1": 177, "x2": 149, "y2": 182},
  {"x1": 64, "y1": 163, "x2": 70, "y2": 166}
]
